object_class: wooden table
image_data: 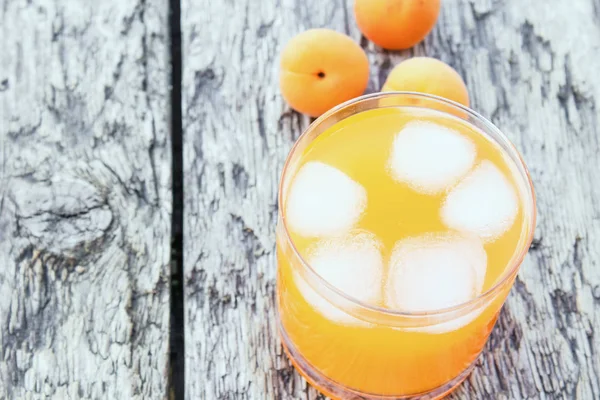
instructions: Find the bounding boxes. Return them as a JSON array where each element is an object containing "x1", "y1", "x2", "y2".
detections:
[{"x1": 2, "y1": 0, "x2": 599, "y2": 398}]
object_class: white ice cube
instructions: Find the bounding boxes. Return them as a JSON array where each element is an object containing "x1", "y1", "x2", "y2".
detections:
[
  {"x1": 385, "y1": 233, "x2": 487, "y2": 333},
  {"x1": 441, "y1": 160, "x2": 518, "y2": 241},
  {"x1": 388, "y1": 121, "x2": 476, "y2": 194},
  {"x1": 397, "y1": 307, "x2": 487, "y2": 334},
  {"x1": 295, "y1": 232, "x2": 384, "y2": 326},
  {"x1": 286, "y1": 161, "x2": 367, "y2": 237}
]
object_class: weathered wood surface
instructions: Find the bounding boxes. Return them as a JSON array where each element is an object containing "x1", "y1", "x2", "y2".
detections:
[
  {"x1": 182, "y1": 0, "x2": 600, "y2": 399},
  {"x1": 0, "y1": 1, "x2": 171, "y2": 398}
]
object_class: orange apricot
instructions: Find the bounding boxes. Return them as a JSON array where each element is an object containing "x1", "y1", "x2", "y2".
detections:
[
  {"x1": 382, "y1": 57, "x2": 470, "y2": 107},
  {"x1": 279, "y1": 29, "x2": 369, "y2": 117},
  {"x1": 354, "y1": 0, "x2": 441, "y2": 50}
]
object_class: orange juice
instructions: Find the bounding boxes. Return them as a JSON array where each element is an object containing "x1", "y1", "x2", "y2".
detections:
[{"x1": 277, "y1": 93, "x2": 535, "y2": 399}]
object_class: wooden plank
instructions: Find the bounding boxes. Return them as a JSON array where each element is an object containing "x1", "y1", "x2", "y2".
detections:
[
  {"x1": 182, "y1": 0, "x2": 600, "y2": 398},
  {"x1": 0, "y1": 1, "x2": 171, "y2": 398}
]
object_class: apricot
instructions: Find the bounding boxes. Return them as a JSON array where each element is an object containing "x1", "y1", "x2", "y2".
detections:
[
  {"x1": 354, "y1": 0, "x2": 440, "y2": 50},
  {"x1": 382, "y1": 57, "x2": 470, "y2": 107},
  {"x1": 279, "y1": 29, "x2": 370, "y2": 117}
]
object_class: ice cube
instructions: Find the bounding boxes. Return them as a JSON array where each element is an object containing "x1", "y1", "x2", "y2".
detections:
[
  {"x1": 397, "y1": 308, "x2": 486, "y2": 334},
  {"x1": 385, "y1": 233, "x2": 487, "y2": 333},
  {"x1": 441, "y1": 160, "x2": 518, "y2": 241},
  {"x1": 295, "y1": 232, "x2": 384, "y2": 325},
  {"x1": 388, "y1": 121, "x2": 476, "y2": 194},
  {"x1": 286, "y1": 161, "x2": 367, "y2": 237}
]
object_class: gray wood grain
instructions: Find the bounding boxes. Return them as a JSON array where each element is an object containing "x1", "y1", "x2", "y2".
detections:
[
  {"x1": 182, "y1": 0, "x2": 600, "y2": 398},
  {"x1": 0, "y1": 1, "x2": 171, "y2": 398}
]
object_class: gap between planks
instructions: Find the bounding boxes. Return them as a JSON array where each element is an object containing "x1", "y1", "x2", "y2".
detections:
[{"x1": 169, "y1": 0, "x2": 185, "y2": 398}]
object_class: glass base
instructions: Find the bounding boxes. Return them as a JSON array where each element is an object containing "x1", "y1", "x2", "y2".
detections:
[{"x1": 279, "y1": 323, "x2": 475, "y2": 400}]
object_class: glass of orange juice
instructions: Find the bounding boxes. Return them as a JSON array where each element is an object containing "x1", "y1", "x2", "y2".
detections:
[{"x1": 276, "y1": 92, "x2": 536, "y2": 399}]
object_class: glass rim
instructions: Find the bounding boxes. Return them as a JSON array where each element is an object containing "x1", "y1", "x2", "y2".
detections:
[{"x1": 278, "y1": 91, "x2": 537, "y2": 318}]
